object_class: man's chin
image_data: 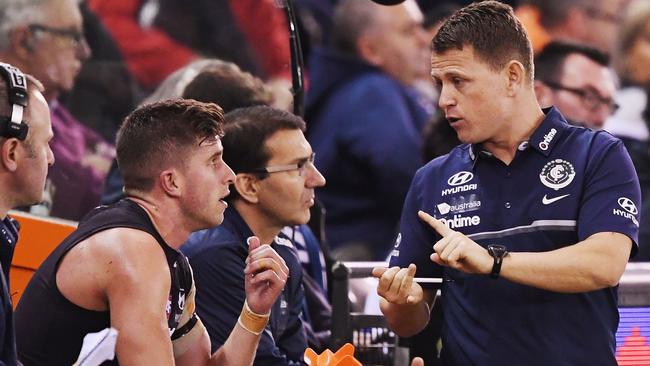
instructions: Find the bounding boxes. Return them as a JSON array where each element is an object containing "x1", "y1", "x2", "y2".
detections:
[
  {"x1": 294, "y1": 211, "x2": 311, "y2": 226},
  {"x1": 212, "y1": 214, "x2": 225, "y2": 227}
]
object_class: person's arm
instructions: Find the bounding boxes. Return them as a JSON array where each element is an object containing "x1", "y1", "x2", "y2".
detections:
[
  {"x1": 418, "y1": 211, "x2": 632, "y2": 293},
  {"x1": 178, "y1": 236, "x2": 289, "y2": 366},
  {"x1": 104, "y1": 230, "x2": 177, "y2": 366},
  {"x1": 207, "y1": 237, "x2": 289, "y2": 366},
  {"x1": 374, "y1": 168, "x2": 442, "y2": 337},
  {"x1": 174, "y1": 322, "x2": 266, "y2": 366}
]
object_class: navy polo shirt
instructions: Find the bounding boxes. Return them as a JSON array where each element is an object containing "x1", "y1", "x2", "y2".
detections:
[
  {"x1": 181, "y1": 208, "x2": 307, "y2": 366},
  {"x1": 390, "y1": 107, "x2": 641, "y2": 366}
]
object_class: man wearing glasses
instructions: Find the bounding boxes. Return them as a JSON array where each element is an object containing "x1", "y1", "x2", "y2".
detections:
[
  {"x1": 182, "y1": 106, "x2": 325, "y2": 366},
  {"x1": 0, "y1": 0, "x2": 115, "y2": 221},
  {"x1": 534, "y1": 41, "x2": 618, "y2": 129}
]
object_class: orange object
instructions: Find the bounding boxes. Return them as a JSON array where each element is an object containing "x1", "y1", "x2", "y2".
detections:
[
  {"x1": 9, "y1": 211, "x2": 77, "y2": 307},
  {"x1": 303, "y1": 343, "x2": 362, "y2": 366},
  {"x1": 515, "y1": 5, "x2": 551, "y2": 53}
]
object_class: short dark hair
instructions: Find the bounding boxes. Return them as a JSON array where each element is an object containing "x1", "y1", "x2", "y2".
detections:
[
  {"x1": 222, "y1": 106, "x2": 306, "y2": 201},
  {"x1": 535, "y1": 41, "x2": 610, "y2": 83},
  {"x1": 432, "y1": 1, "x2": 534, "y2": 81},
  {"x1": 330, "y1": 0, "x2": 382, "y2": 56},
  {"x1": 182, "y1": 62, "x2": 273, "y2": 113},
  {"x1": 116, "y1": 99, "x2": 224, "y2": 192}
]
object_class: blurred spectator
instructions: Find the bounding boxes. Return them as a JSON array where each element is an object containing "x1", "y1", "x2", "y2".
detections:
[
  {"x1": 88, "y1": 0, "x2": 292, "y2": 95},
  {"x1": 606, "y1": 0, "x2": 650, "y2": 194},
  {"x1": 60, "y1": 1, "x2": 139, "y2": 142},
  {"x1": 516, "y1": 0, "x2": 629, "y2": 53},
  {"x1": 294, "y1": 0, "x2": 337, "y2": 58},
  {"x1": 605, "y1": 0, "x2": 650, "y2": 261},
  {"x1": 0, "y1": 0, "x2": 115, "y2": 221},
  {"x1": 534, "y1": 41, "x2": 618, "y2": 129},
  {"x1": 182, "y1": 62, "x2": 274, "y2": 112},
  {"x1": 182, "y1": 106, "x2": 324, "y2": 365},
  {"x1": 305, "y1": 0, "x2": 431, "y2": 260},
  {"x1": 636, "y1": 83, "x2": 650, "y2": 262}
]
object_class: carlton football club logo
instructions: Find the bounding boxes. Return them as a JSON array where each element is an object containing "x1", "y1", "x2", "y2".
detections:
[{"x1": 539, "y1": 159, "x2": 576, "y2": 190}]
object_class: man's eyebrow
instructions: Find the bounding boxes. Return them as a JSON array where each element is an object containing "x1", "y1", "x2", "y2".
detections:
[{"x1": 199, "y1": 135, "x2": 220, "y2": 146}]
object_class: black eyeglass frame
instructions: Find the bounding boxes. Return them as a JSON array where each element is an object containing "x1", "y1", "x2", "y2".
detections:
[
  {"x1": 28, "y1": 24, "x2": 85, "y2": 45},
  {"x1": 249, "y1": 152, "x2": 316, "y2": 178},
  {"x1": 541, "y1": 80, "x2": 619, "y2": 114}
]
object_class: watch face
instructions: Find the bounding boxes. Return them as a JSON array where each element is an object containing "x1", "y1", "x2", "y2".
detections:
[{"x1": 488, "y1": 244, "x2": 507, "y2": 258}]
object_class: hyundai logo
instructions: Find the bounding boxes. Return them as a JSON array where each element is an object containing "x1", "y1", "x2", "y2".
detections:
[
  {"x1": 618, "y1": 197, "x2": 638, "y2": 215},
  {"x1": 447, "y1": 171, "x2": 474, "y2": 186}
]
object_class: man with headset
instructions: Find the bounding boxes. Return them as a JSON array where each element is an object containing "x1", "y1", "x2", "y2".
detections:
[{"x1": 0, "y1": 63, "x2": 54, "y2": 364}]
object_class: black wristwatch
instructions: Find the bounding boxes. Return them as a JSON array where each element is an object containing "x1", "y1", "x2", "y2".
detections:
[{"x1": 487, "y1": 244, "x2": 508, "y2": 279}]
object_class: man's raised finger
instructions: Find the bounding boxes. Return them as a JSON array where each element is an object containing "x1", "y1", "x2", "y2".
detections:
[
  {"x1": 397, "y1": 264, "x2": 417, "y2": 300},
  {"x1": 418, "y1": 210, "x2": 454, "y2": 237}
]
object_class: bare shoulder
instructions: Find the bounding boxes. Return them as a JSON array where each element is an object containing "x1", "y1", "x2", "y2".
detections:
[
  {"x1": 57, "y1": 227, "x2": 171, "y2": 310},
  {"x1": 86, "y1": 227, "x2": 171, "y2": 282}
]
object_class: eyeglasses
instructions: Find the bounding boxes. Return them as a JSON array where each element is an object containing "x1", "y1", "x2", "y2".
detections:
[
  {"x1": 542, "y1": 80, "x2": 619, "y2": 114},
  {"x1": 28, "y1": 24, "x2": 85, "y2": 48},
  {"x1": 583, "y1": 7, "x2": 623, "y2": 24},
  {"x1": 253, "y1": 153, "x2": 316, "y2": 177}
]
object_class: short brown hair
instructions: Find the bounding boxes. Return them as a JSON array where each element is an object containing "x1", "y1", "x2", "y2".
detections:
[
  {"x1": 182, "y1": 62, "x2": 273, "y2": 113},
  {"x1": 433, "y1": 1, "x2": 534, "y2": 81},
  {"x1": 116, "y1": 99, "x2": 224, "y2": 192}
]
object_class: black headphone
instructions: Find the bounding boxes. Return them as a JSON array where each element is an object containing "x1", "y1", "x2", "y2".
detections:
[{"x1": 0, "y1": 63, "x2": 29, "y2": 141}]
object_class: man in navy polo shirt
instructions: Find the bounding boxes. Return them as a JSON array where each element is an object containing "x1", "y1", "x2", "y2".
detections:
[{"x1": 373, "y1": 2, "x2": 640, "y2": 365}]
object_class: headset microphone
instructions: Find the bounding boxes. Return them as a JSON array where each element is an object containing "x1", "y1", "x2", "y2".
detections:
[{"x1": 0, "y1": 63, "x2": 29, "y2": 141}]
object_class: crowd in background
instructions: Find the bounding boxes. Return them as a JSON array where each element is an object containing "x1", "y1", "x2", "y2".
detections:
[{"x1": 2, "y1": 0, "x2": 644, "y2": 258}]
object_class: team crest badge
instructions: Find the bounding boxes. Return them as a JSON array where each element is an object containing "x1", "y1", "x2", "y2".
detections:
[{"x1": 539, "y1": 159, "x2": 575, "y2": 190}]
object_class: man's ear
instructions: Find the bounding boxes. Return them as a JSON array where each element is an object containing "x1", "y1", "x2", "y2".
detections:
[
  {"x1": 0, "y1": 139, "x2": 20, "y2": 172},
  {"x1": 9, "y1": 26, "x2": 34, "y2": 59},
  {"x1": 159, "y1": 168, "x2": 182, "y2": 197},
  {"x1": 357, "y1": 36, "x2": 382, "y2": 67},
  {"x1": 504, "y1": 60, "x2": 527, "y2": 96},
  {"x1": 234, "y1": 173, "x2": 260, "y2": 204}
]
